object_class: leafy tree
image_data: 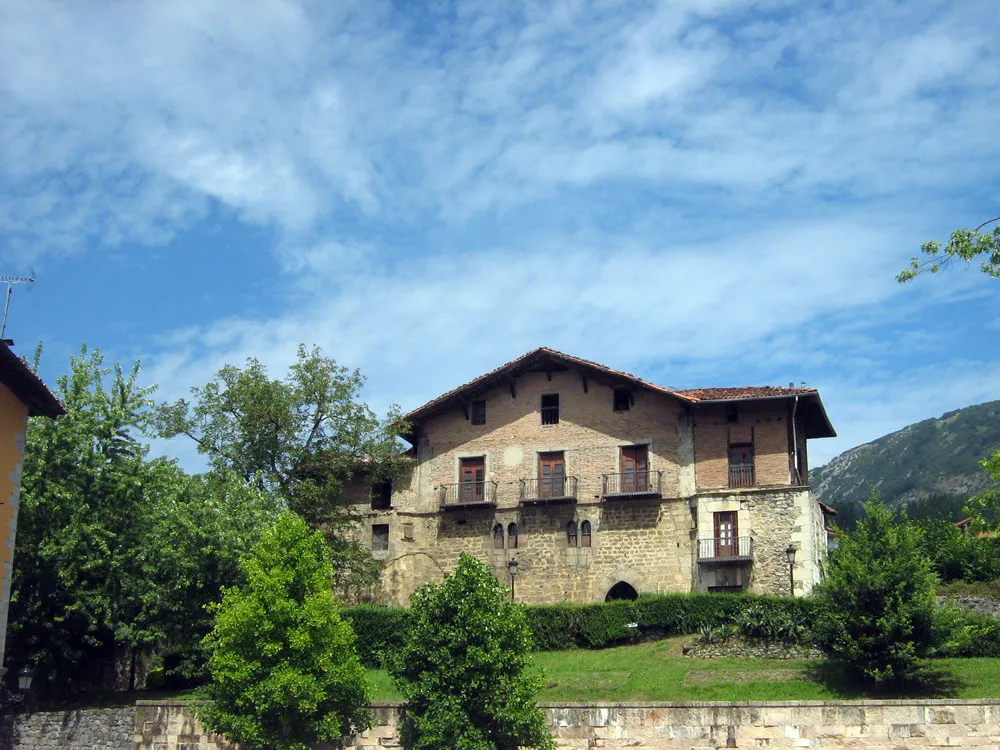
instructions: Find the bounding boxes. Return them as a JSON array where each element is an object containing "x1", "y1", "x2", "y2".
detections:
[
  {"x1": 915, "y1": 517, "x2": 1000, "y2": 584},
  {"x1": 10, "y1": 345, "x2": 166, "y2": 692},
  {"x1": 964, "y1": 449, "x2": 1000, "y2": 531},
  {"x1": 898, "y1": 216, "x2": 1000, "y2": 282},
  {"x1": 198, "y1": 512, "x2": 371, "y2": 750},
  {"x1": 812, "y1": 497, "x2": 945, "y2": 688},
  {"x1": 388, "y1": 553, "x2": 554, "y2": 750},
  {"x1": 155, "y1": 345, "x2": 406, "y2": 594}
]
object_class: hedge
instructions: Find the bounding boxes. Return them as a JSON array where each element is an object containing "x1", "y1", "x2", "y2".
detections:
[{"x1": 341, "y1": 593, "x2": 820, "y2": 664}]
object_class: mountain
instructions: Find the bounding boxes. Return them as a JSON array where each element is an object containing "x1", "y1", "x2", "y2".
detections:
[{"x1": 810, "y1": 400, "x2": 1000, "y2": 513}]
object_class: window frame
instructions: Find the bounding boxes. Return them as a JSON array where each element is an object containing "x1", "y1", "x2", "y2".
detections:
[
  {"x1": 370, "y1": 479, "x2": 392, "y2": 510},
  {"x1": 371, "y1": 523, "x2": 390, "y2": 552},
  {"x1": 613, "y1": 388, "x2": 631, "y2": 412},
  {"x1": 581, "y1": 520, "x2": 592, "y2": 548},
  {"x1": 507, "y1": 522, "x2": 519, "y2": 549},
  {"x1": 540, "y1": 393, "x2": 560, "y2": 425},
  {"x1": 470, "y1": 399, "x2": 487, "y2": 425}
]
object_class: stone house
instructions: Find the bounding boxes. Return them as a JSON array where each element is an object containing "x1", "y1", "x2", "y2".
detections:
[
  {"x1": 0, "y1": 340, "x2": 63, "y2": 668},
  {"x1": 349, "y1": 348, "x2": 836, "y2": 605}
]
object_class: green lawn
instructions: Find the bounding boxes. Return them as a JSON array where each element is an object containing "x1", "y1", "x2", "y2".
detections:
[{"x1": 368, "y1": 637, "x2": 1000, "y2": 703}]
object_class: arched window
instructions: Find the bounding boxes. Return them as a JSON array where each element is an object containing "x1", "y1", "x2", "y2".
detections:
[
  {"x1": 493, "y1": 523, "x2": 504, "y2": 550},
  {"x1": 567, "y1": 521, "x2": 578, "y2": 547},
  {"x1": 581, "y1": 520, "x2": 592, "y2": 548},
  {"x1": 508, "y1": 522, "x2": 519, "y2": 550}
]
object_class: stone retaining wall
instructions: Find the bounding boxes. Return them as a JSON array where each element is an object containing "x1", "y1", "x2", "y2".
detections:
[
  {"x1": 0, "y1": 706, "x2": 135, "y2": 750},
  {"x1": 135, "y1": 699, "x2": 1000, "y2": 749}
]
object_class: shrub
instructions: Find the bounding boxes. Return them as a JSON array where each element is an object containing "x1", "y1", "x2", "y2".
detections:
[
  {"x1": 388, "y1": 553, "x2": 554, "y2": 750},
  {"x1": 939, "y1": 610, "x2": 1000, "y2": 658},
  {"x1": 197, "y1": 513, "x2": 372, "y2": 750},
  {"x1": 341, "y1": 604, "x2": 412, "y2": 668},
  {"x1": 812, "y1": 499, "x2": 944, "y2": 687}
]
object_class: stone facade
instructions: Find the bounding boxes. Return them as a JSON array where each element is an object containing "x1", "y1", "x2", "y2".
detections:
[
  {"x1": 350, "y1": 349, "x2": 835, "y2": 605},
  {"x1": 130, "y1": 700, "x2": 1000, "y2": 750},
  {"x1": 0, "y1": 706, "x2": 135, "y2": 750}
]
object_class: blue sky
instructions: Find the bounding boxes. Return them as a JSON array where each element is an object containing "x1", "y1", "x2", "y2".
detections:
[{"x1": 2, "y1": 0, "x2": 999, "y2": 471}]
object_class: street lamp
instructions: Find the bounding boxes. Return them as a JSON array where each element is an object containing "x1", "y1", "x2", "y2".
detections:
[
  {"x1": 16, "y1": 666, "x2": 32, "y2": 694},
  {"x1": 785, "y1": 544, "x2": 797, "y2": 597},
  {"x1": 506, "y1": 557, "x2": 519, "y2": 601}
]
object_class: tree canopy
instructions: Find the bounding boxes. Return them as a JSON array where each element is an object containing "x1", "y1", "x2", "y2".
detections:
[
  {"x1": 388, "y1": 553, "x2": 554, "y2": 750},
  {"x1": 198, "y1": 512, "x2": 371, "y2": 750},
  {"x1": 898, "y1": 217, "x2": 1000, "y2": 282}
]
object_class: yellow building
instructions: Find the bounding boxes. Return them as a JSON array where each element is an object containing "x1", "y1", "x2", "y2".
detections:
[{"x1": 0, "y1": 341, "x2": 63, "y2": 669}]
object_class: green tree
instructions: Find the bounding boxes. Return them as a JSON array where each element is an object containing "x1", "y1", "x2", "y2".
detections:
[
  {"x1": 388, "y1": 553, "x2": 554, "y2": 750},
  {"x1": 10, "y1": 345, "x2": 166, "y2": 692},
  {"x1": 198, "y1": 512, "x2": 371, "y2": 750},
  {"x1": 155, "y1": 345, "x2": 406, "y2": 594},
  {"x1": 812, "y1": 498, "x2": 944, "y2": 687},
  {"x1": 898, "y1": 216, "x2": 1000, "y2": 282},
  {"x1": 964, "y1": 449, "x2": 1000, "y2": 532}
]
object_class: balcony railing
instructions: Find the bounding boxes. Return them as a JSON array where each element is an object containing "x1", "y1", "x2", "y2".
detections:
[
  {"x1": 601, "y1": 470, "x2": 663, "y2": 499},
  {"x1": 519, "y1": 476, "x2": 578, "y2": 504},
  {"x1": 697, "y1": 536, "x2": 753, "y2": 563},
  {"x1": 728, "y1": 463, "x2": 756, "y2": 488},
  {"x1": 439, "y1": 481, "x2": 498, "y2": 508}
]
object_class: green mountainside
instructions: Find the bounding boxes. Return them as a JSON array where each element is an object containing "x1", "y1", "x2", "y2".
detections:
[{"x1": 810, "y1": 400, "x2": 1000, "y2": 518}]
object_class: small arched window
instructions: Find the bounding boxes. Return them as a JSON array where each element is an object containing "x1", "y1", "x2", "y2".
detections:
[
  {"x1": 493, "y1": 523, "x2": 504, "y2": 550},
  {"x1": 508, "y1": 522, "x2": 519, "y2": 550},
  {"x1": 581, "y1": 520, "x2": 592, "y2": 548},
  {"x1": 567, "y1": 521, "x2": 578, "y2": 547}
]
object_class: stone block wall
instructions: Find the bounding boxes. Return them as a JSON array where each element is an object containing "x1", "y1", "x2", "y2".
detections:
[
  {"x1": 131, "y1": 700, "x2": 1000, "y2": 750},
  {"x1": 0, "y1": 706, "x2": 135, "y2": 750}
]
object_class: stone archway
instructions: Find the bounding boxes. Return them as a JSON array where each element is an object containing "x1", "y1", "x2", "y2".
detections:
[{"x1": 605, "y1": 581, "x2": 639, "y2": 601}]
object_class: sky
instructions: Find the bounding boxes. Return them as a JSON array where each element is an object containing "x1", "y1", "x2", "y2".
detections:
[{"x1": 1, "y1": 0, "x2": 999, "y2": 471}]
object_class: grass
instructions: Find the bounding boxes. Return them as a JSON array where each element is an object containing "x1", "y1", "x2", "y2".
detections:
[
  {"x1": 367, "y1": 637, "x2": 1000, "y2": 703},
  {"x1": 937, "y1": 580, "x2": 1000, "y2": 599}
]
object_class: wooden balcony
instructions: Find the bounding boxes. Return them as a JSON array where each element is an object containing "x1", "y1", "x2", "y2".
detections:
[
  {"x1": 519, "y1": 476, "x2": 578, "y2": 505},
  {"x1": 697, "y1": 536, "x2": 753, "y2": 563},
  {"x1": 601, "y1": 470, "x2": 663, "y2": 500},
  {"x1": 728, "y1": 464, "x2": 755, "y2": 489},
  {"x1": 439, "y1": 481, "x2": 498, "y2": 509}
]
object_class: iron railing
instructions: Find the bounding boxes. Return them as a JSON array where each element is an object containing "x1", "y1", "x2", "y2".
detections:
[
  {"x1": 697, "y1": 536, "x2": 753, "y2": 562},
  {"x1": 519, "y1": 476, "x2": 578, "y2": 503},
  {"x1": 601, "y1": 470, "x2": 663, "y2": 498},
  {"x1": 728, "y1": 464, "x2": 755, "y2": 488},
  {"x1": 439, "y1": 481, "x2": 498, "y2": 507},
  {"x1": 541, "y1": 405, "x2": 559, "y2": 425}
]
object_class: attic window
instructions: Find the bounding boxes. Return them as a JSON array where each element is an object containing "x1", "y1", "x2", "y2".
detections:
[
  {"x1": 725, "y1": 404, "x2": 739, "y2": 424},
  {"x1": 471, "y1": 400, "x2": 487, "y2": 425},
  {"x1": 371, "y1": 524, "x2": 389, "y2": 551},
  {"x1": 541, "y1": 394, "x2": 559, "y2": 425},
  {"x1": 371, "y1": 480, "x2": 392, "y2": 510},
  {"x1": 613, "y1": 389, "x2": 631, "y2": 412}
]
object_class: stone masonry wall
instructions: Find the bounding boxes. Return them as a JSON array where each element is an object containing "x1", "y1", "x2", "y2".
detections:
[
  {"x1": 0, "y1": 706, "x2": 135, "y2": 750},
  {"x1": 134, "y1": 700, "x2": 1000, "y2": 750}
]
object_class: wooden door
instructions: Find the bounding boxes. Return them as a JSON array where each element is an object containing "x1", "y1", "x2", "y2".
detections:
[
  {"x1": 539, "y1": 452, "x2": 565, "y2": 498},
  {"x1": 728, "y1": 444, "x2": 754, "y2": 487},
  {"x1": 620, "y1": 446, "x2": 649, "y2": 492},
  {"x1": 714, "y1": 511, "x2": 738, "y2": 557},
  {"x1": 459, "y1": 457, "x2": 485, "y2": 502}
]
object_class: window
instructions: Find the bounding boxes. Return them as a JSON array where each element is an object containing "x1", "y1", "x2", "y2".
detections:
[
  {"x1": 541, "y1": 393, "x2": 559, "y2": 425},
  {"x1": 459, "y1": 456, "x2": 486, "y2": 502},
  {"x1": 581, "y1": 520, "x2": 592, "y2": 547},
  {"x1": 372, "y1": 524, "x2": 389, "y2": 551},
  {"x1": 538, "y1": 451, "x2": 566, "y2": 498},
  {"x1": 471, "y1": 400, "x2": 487, "y2": 425},
  {"x1": 613, "y1": 388, "x2": 631, "y2": 412},
  {"x1": 371, "y1": 480, "x2": 392, "y2": 510},
  {"x1": 493, "y1": 523, "x2": 504, "y2": 549},
  {"x1": 566, "y1": 520, "x2": 578, "y2": 547},
  {"x1": 728, "y1": 443, "x2": 755, "y2": 488},
  {"x1": 508, "y1": 522, "x2": 519, "y2": 549},
  {"x1": 620, "y1": 445, "x2": 649, "y2": 492},
  {"x1": 725, "y1": 404, "x2": 739, "y2": 424}
]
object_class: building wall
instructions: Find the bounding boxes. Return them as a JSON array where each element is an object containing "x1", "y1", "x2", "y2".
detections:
[
  {"x1": 0, "y1": 383, "x2": 29, "y2": 668},
  {"x1": 348, "y1": 376, "x2": 827, "y2": 605}
]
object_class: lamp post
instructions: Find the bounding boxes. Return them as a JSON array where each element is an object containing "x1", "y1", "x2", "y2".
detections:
[
  {"x1": 16, "y1": 666, "x2": 32, "y2": 695},
  {"x1": 785, "y1": 544, "x2": 797, "y2": 597},
  {"x1": 506, "y1": 557, "x2": 519, "y2": 601}
]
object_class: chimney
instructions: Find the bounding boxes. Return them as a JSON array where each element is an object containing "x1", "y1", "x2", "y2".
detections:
[{"x1": 788, "y1": 382, "x2": 794, "y2": 389}]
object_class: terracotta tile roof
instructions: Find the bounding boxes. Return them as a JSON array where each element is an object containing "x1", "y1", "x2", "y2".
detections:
[
  {"x1": 672, "y1": 386, "x2": 817, "y2": 402},
  {"x1": 402, "y1": 347, "x2": 836, "y2": 439},
  {"x1": 817, "y1": 501, "x2": 838, "y2": 516},
  {"x1": 0, "y1": 341, "x2": 64, "y2": 418}
]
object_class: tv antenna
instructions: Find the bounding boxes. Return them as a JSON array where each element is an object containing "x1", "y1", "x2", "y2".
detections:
[{"x1": 0, "y1": 273, "x2": 36, "y2": 340}]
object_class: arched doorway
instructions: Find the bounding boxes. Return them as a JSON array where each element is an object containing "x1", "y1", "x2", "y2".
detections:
[{"x1": 605, "y1": 581, "x2": 638, "y2": 601}]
